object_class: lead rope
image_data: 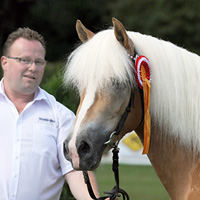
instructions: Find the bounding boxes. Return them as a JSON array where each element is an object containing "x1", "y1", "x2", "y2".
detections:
[{"x1": 83, "y1": 145, "x2": 130, "y2": 200}]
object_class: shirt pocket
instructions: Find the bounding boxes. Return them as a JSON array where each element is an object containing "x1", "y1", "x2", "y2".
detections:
[{"x1": 32, "y1": 124, "x2": 58, "y2": 158}]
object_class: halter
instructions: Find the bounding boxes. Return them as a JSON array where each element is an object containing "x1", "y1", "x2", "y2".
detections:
[
  {"x1": 104, "y1": 51, "x2": 145, "y2": 147},
  {"x1": 104, "y1": 89, "x2": 135, "y2": 147},
  {"x1": 83, "y1": 90, "x2": 136, "y2": 200},
  {"x1": 83, "y1": 145, "x2": 130, "y2": 200},
  {"x1": 83, "y1": 51, "x2": 147, "y2": 200}
]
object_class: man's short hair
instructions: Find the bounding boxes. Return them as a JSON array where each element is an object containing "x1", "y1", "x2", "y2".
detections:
[{"x1": 3, "y1": 27, "x2": 46, "y2": 56}]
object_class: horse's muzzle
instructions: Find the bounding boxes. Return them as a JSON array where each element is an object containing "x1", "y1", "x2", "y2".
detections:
[{"x1": 63, "y1": 139, "x2": 72, "y2": 162}]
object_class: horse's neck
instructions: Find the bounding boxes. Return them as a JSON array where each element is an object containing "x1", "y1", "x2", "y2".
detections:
[{"x1": 137, "y1": 125, "x2": 200, "y2": 200}]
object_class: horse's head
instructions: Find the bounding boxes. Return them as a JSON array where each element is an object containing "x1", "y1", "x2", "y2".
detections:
[{"x1": 63, "y1": 18, "x2": 143, "y2": 170}]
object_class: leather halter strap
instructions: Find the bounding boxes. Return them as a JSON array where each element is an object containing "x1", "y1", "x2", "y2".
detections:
[
  {"x1": 104, "y1": 51, "x2": 144, "y2": 147},
  {"x1": 104, "y1": 89, "x2": 135, "y2": 146},
  {"x1": 83, "y1": 145, "x2": 130, "y2": 200}
]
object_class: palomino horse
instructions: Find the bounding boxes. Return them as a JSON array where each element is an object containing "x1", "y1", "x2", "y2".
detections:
[{"x1": 64, "y1": 18, "x2": 200, "y2": 199}]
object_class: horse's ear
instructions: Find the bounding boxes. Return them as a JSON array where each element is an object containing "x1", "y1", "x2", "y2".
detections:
[
  {"x1": 112, "y1": 17, "x2": 134, "y2": 52},
  {"x1": 76, "y1": 20, "x2": 95, "y2": 43}
]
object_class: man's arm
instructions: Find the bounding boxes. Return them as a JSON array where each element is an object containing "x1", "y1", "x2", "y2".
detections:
[{"x1": 65, "y1": 170, "x2": 99, "y2": 200}]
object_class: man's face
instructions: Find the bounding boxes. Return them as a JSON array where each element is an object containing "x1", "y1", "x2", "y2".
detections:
[{"x1": 1, "y1": 38, "x2": 46, "y2": 96}]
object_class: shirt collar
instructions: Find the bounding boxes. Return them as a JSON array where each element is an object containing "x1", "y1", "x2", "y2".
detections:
[
  {"x1": 0, "y1": 79, "x2": 49, "y2": 105},
  {"x1": 0, "y1": 78, "x2": 6, "y2": 97},
  {"x1": 34, "y1": 87, "x2": 47, "y2": 101}
]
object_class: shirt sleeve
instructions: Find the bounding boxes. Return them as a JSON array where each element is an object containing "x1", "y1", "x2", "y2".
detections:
[{"x1": 56, "y1": 102, "x2": 76, "y2": 175}]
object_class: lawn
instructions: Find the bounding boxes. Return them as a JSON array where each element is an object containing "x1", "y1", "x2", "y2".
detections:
[
  {"x1": 95, "y1": 164, "x2": 169, "y2": 200},
  {"x1": 61, "y1": 164, "x2": 169, "y2": 200}
]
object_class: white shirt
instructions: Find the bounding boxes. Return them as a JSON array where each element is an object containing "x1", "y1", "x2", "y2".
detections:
[{"x1": 0, "y1": 80, "x2": 75, "y2": 200}]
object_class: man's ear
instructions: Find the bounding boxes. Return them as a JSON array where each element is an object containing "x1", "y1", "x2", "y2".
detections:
[{"x1": 1, "y1": 56, "x2": 8, "y2": 72}]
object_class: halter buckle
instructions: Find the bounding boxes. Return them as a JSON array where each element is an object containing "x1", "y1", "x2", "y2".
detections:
[{"x1": 104, "y1": 131, "x2": 118, "y2": 146}]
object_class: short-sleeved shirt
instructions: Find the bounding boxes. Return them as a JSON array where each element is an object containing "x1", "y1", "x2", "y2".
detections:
[{"x1": 0, "y1": 80, "x2": 75, "y2": 200}]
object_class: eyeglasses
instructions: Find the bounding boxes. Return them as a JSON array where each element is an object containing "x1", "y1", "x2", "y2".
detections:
[{"x1": 6, "y1": 56, "x2": 47, "y2": 68}]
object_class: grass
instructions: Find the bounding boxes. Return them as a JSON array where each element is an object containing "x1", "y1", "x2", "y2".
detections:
[
  {"x1": 61, "y1": 164, "x2": 169, "y2": 200},
  {"x1": 94, "y1": 164, "x2": 169, "y2": 200}
]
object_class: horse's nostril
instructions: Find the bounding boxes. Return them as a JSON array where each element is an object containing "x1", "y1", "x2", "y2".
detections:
[{"x1": 78, "y1": 141, "x2": 91, "y2": 157}]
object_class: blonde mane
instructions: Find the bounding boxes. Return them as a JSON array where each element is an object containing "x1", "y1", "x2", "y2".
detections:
[
  {"x1": 64, "y1": 28, "x2": 200, "y2": 153},
  {"x1": 64, "y1": 29, "x2": 136, "y2": 93}
]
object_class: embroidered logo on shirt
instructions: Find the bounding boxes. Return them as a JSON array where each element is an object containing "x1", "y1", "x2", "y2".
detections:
[{"x1": 39, "y1": 117, "x2": 55, "y2": 123}]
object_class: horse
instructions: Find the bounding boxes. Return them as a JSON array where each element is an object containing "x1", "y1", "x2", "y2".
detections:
[{"x1": 63, "y1": 18, "x2": 200, "y2": 200}]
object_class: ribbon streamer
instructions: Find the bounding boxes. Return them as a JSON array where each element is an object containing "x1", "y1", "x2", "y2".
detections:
[
  {"x1": 142, "y1": 77, "x2": 151, "y2": 154},
  {"x1": 135, "y1": 56, "x2": 151, "y2": 154}
]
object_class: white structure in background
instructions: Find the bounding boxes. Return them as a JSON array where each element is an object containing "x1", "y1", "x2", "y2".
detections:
[{"x1": 102, "y1": 131, "x2": 151, "y2": 165}]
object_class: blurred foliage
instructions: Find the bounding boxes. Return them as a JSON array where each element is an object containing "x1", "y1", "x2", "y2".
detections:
[
  {"x1": 41, "y1": 61, "x2": 79, "y2": 113},
  {"x1": 105, "y1": 0, "x2": 200, "y2": 55},
  {"x1": 60, "y1": 182, "x2": 75, "y2": 200},
  {"x1": 1, "y1": 0, "x2": 200, "y2": 58},
  {"x1": 0, "y1": 0, "x2": 112, "y2": 61}
]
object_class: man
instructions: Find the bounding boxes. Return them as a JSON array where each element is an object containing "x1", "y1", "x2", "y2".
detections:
[{"x1": 0, "y1": 27, "x2": 99, "y2": 200}]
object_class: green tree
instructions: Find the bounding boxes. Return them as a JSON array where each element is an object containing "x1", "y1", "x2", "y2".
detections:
[
  {"x1": 106, "y1": 0, "x2": 200, "y2": 55},
  {"x1": 26, "y1": 0, "x2": 113, "y2": 61},
  {"x1": 0, "y1": 0, "x2": 36, "y2": 55},
  {"x1": 41, "y1": 62, "x2": 78, "y2": 113}
]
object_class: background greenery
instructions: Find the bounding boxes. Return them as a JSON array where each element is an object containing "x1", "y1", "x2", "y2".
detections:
[
  {"x1": 1, "y1": 0, "x2": 200, "y2": 61},
  {"x1": 41, "y1": 62, "x2": 79, "y2": 113},
  {"x1": 95, "y1": 164, "x2": 169, "y2": 200}
]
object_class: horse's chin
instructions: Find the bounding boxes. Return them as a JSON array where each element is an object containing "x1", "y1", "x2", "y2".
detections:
[
  {"x1": 79, "y1": 158, "x2": 101, "y2": 171},
  {"x1": 76, "y1": 147, "x2": 104, "y2": 171},
  {"x1": 69, "y1": 157, "x2": 101, "y2": 171},
  {"x1": 69, "y1": 158, "x2": 100, "y2": 171}
]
